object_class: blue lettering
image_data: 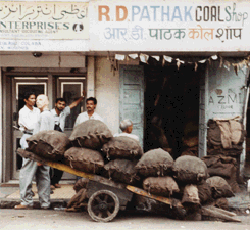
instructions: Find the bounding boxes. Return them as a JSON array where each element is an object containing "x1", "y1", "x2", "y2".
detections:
[
  {"x1": 161, "y1": 6, "x2": 170, "y2": 21},
  {"x1": 225, "y1": 6, "x2": 232, "y2": 21},
  {"x1": 185, "y1": 6, "x2": 193, "y2": 21},
  {"x1": 150, "y1": 6, "x2": 160, "y2": 21},
  {"x1": 140, "y1": 6, "x2": 150, "y2": 21},
  {"x1": 132, "y1": 6, "x2": 141, "y2": 21},
  {"x1": 171, "y1": 6, "x2": 183, "y2": 21}
]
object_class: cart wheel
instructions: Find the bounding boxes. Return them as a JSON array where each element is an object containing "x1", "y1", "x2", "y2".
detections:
[{"x1": 87, "y1": 190, "x2": 120, "y2": 222}]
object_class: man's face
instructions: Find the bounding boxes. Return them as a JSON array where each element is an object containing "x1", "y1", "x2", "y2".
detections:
[
  {"x1": 24, "y1": 94, "x2": 36, "y2": 107},
  {"x1": 55, "y1": 100, "x2": 66, "y2": 111},
  {"x1": 86, "y1": 100, "x2": 96, "y2": 112}
]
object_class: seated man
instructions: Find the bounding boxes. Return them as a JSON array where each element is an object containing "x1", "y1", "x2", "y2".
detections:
[{"x1": 114, "y1": 119, "x2": 139, "y2": 141}]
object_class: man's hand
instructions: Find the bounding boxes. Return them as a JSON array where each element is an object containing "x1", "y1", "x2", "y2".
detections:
[
  {"x1": 37, "y1": 162, "x2": 43, "y2": 167},
  {"x1": 82, "y1": 90, "x2": 86, "y2": 98}
]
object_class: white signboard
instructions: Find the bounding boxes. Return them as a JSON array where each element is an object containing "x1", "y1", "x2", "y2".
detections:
[
  {"x1": 89, "y1": 0, "x2": 250, "y2": 51},
  {"x1": 0, "y1": 1, "x2": 89, "y2": 40}
]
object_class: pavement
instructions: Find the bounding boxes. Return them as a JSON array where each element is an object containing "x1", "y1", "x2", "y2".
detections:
[
  {"x1": 0, "y1": 180, "x2": 76, "y2": 210},
  {"x1": 1, "y1": 179, "x2": 250, "y2": 213}
]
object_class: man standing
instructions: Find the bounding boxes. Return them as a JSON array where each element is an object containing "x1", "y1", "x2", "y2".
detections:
[
  {"x1": 50, "y1": 93, "x2": 85, "y2": 189},
  {"x1": 74, "y1": 97, "x2": 104, "y2": 181},
  {"x1": 18, "y1": 92, "x2": 40, "y2": 150},
  {"x1": 15, "y1": 94, "x2": 54, "y2": 210},
  {"x1": 75, "y1": 97, "x2": 103, "y2": 126}
]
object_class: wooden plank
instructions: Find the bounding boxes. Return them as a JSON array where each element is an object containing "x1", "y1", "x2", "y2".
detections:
[
  {"x1": 47, "y1": 162, "x2": 95, "y2": 180},
  {"x1": 127, "y1": 185, "x2": 183, "y2": 208},
  {"x1": 201, "y1": 207, "x2": 241, "y2": 223},
  {"x1": 17, "y1": 148, "x2": 128, "y2": 189},
  {"x1": 48, "y1": 162, "x2": 128, "y2": 190}
]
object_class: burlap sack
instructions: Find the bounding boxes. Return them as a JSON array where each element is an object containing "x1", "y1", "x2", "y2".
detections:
[
  {"x1": 207, "y1": 120, "x2": 221, "y2": 146},
  {"x1": 206, "y1": 176, "x2": 234, "y2": 198},
  {"x1": 143, "y1": 176, "x2": 180, "y2": 197},
  {"x1": 73, "y1": 178, "x2": 90, "y2": 193},
  {"x1": 102, "y1": 136, "x2": 143, "y2": 159},
  {"x1": 27, "y1": 130, "x2": 70, "y2": 160},
  {"x1": 69, "y1": 120, "x2": 113, "y2": 150},
  {"x1": 103, "y1": 159, "x2": 140, "y2": 185},
  {"x1": 214, "y1": 197, "x2": 229, "y2": 211},
  {"x1": 64, "y1": 147, "x2": 104, "y2": 174},
  {"x1": 197, "y1": 181, "x2": 212, "y2": 204},
  {"x1": 135, "y1": 148, "x2": 173, "y2": 177},
  {"x1": 182, "y1": 184, "x2": 200, "y2": 205},
  {"x1": 202, "y1": 155, "x2": 241, "y2": 193},
  {"x1": 182, "y1": 136, "x2": 198, "y2": 148},
  {"x1": 66, "y1": 188, "x2": 87, "y2": 209},
  {"x1": 226, "y1": 165, "x2": 241, "y2": 193},
  {"x1": 26, "y1": 130, "x2": 48, "y2": 153},
  {"x1": 181, "y1": 146, "x2": 198, "y2": 157},
  {"x1": 173, "y1": 155, "x2": 208, "y2": 184}
]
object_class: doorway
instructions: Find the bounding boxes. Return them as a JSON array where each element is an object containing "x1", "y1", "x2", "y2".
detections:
[
  {"x1": 3, "y1": 72, "x2": 86, "y2": 182},
  {"x1": 143, "y1": 60, "x2": 205, "y2": 159}
]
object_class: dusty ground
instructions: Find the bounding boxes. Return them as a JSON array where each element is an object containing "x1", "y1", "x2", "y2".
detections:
[{"x1": 0, "y1": 209, "x2": 250, "y2": 230}]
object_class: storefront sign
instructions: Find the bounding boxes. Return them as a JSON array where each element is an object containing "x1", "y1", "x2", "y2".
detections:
[
  {"x1": 90, "y1": 0, "x2": 250, "y2": 51},
  {"x1": 0, "y1": 1, "x2": 89, "y2": 40}
]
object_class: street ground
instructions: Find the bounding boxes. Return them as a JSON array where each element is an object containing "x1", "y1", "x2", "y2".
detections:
[{"x1": 0, "y1": 209, "x2": 250, "y2": 230}]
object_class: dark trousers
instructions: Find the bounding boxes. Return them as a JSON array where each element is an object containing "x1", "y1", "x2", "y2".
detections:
[{"x1": 50, "y1": 168, "x2": 63, "y2": 185}]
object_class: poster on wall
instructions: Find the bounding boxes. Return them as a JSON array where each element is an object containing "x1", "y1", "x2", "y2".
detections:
[
  {"x1": 0, "y1": 1, "x2": 89, "y2": 40},
  {"x1": 89, "y1": 0, "x2": 250, "y2": 52}
]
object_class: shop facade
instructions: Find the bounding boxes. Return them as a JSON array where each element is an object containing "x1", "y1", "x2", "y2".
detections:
[{"x1": 1, "y1": 0, "x2": 250, "y2": 182}]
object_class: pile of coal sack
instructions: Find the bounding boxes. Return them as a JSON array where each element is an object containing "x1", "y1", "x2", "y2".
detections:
[
  {"x1": 21, "y1": 120, "x2": 238, "y2": 220},
  {"x1": 205, "y1": 118, "x2": 246, "y2": 193}
]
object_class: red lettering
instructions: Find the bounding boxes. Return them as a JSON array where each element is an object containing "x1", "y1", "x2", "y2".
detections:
[
  {"x1": 116, "y1": 6, "x2": 128, "y2": 21},
  {"x1": 98, "y1": 5, "x2": 110, "y2": 21}
]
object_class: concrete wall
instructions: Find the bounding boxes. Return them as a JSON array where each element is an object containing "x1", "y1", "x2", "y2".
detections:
[
  {"x1": 95, "y1": 57, "x2": 120, "y2": 135},
  {"x1": 207, "y1": 60, "x2": 248, "y2": 120}
]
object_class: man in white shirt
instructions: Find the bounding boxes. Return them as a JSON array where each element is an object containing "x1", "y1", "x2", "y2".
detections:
[
  {"x1": 18, "y1": 92, "x2": 40, "y2": 149},
  {"x1": 15, "y1": 95, "x2": 54, "y2": 210},
  {"x1": 75, "y1": 97, "x2": 103, "y2": 126},
  {"x1": 114, "y1": 119, "x2": 140, "y2": 142},
  {"x1": 50, "y1": 93, "x2": 85, "y2": 189}
]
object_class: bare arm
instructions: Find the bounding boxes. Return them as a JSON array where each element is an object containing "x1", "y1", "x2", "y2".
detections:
[{"x1": 68, "y1": 90, "x2": 86, "y2": 109}]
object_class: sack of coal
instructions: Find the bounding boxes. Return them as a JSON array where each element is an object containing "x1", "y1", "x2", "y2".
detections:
[
  {"x1": 202, "y1": 154, "x2": 236, "y2": 178},
  {"x1": 67, "y1": 188, "x2": 88, "y2": 209},
  {"x1": 27, "y1": 130, "x2": 70, "y2": 160},
  {"x1": 197, "y1": 181, "x2": 212, "y2": 204},
  {"x1": 143, "y1": 176, "x2": 180, "y2": 197},
  {"x1": 103, "y1": 159, "x2": 140, "y2": 185},
  {"x1": 135, "y1": 148, "x2": 173, "y2": 177},
  {"x1": 64, "y1": 147, "x2": 104, "y2": 174},
  {"x1": 73, "y1": 178, "x2": 90, "y2": 193},
  {"x1": 206, "y1": 176, "x2": 234, "y2": 199},
  {"x1": 102, "y1": 136, "x2": 143, "y2": 160},
  {"x1": 173, "y1": 155, "x2": 208, "y2": 184},
  {"x1": 69, "y1": 120, "x2": 113, "y2": 150},
  {"x1": 182, "y1": 184, "x2": 200, "y2": 205}
]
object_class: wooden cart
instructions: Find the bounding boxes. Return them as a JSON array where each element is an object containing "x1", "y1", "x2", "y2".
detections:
[{"x1": 17, "y1": 148, "x2": 241, "y2": 223}]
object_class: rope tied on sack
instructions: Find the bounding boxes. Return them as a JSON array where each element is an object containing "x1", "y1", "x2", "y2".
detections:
[{"x1": 69, "y1": 155, "x2": 74, "y2": 169}]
